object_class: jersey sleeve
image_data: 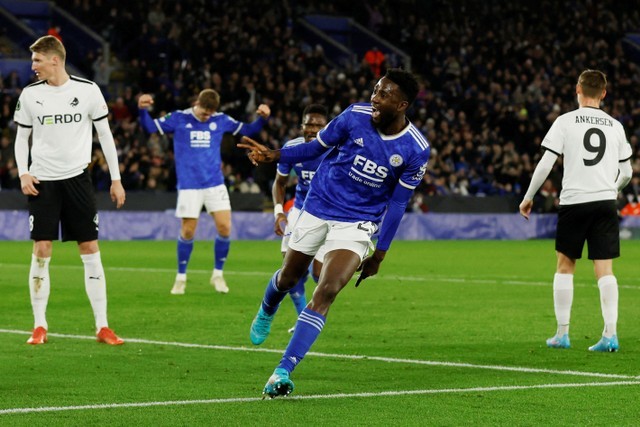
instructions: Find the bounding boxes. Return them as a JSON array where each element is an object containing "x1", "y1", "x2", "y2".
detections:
[
  {"x1": 219, "y1": 114, "x2": 243, "y2": 135},
  {"x1": 13, "y1": 93, "x2": 32, "y2": 127},
  {"x1": 155, "y1": 111, "x2": 179, "y2": 134},
  {"x1": 541, "y1": 117, "x2": 565, "y2": 156},
  {"x1": 90, "y1": 83, "x2": 110, "y2": 121},
  {"x1": 238, "y1": 116, "x2": 267, "y2": 136},
  {"x1": 398, "y1": 148, "x2": 430, "y2": 190},
  {"x1": 617, "y1": 124, "x2": 633, "y2": 161},
  {"x1": 277, "y1": 161, "x2": 292, "y2": 176},
  {"x1": 316, "y1": 106, "x2": 352, "y2": 148}
]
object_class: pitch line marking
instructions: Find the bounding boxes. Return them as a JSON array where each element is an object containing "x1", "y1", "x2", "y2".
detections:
[
  {"x1": 0, "y1": 329, "x2": 637, "y2": 380},
  {"x1": 1, "y1": 263, "x2": 639, "y2": 289},
  {"x1": 1, "y1": 381, "x2": 639, "y2": 415}
]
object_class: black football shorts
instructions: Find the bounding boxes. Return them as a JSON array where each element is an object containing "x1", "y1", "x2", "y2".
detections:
[
  {"x1": 555, "y1": 200, "x2": 619, "y2": 260},
  {"x1": 28, "y1": 169, "x2": 99, "y2": 242}
]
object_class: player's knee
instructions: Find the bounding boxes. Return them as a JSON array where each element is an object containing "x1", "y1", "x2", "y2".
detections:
[
  {"x1": 314, "y1": 283, "x2": 340, "y2": 306},
  {"x1": 216, "y1": 223, "x2": 231, "y2": 236},
  {"x1": 277, "y1": 270, "x2": 301, "y2": 291},
  {"x1": 33, "y1": 241, "x2": 53, "y2": 257},
  {"x1": 181, "y1": 230, "x2": 196, "y2": 240}
]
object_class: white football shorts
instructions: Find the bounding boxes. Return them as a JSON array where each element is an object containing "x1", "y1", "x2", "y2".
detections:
[
  {"x1": 175, "y1": 185, "x2": 231, "y2": 218},
  {"x1": 282, "y1": 207, "x2": 327, "y2": 263},
  {"x1": 288, "y1": 210, "x2": 376, "y2": 262}
]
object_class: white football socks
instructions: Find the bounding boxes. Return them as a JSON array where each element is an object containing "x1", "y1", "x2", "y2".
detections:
[
  {"x1": 553, "y1": 273, "x2": 573, "y2": 336},
  {"x1": 597, "y1": 275, "x2": 618, "y2": 338},
  {"x1": 81, "y1": 252, "x2": 109, "y2": 331},
  {"x1": 29, "y1": 254, "x2": 51, "y2": 330}
]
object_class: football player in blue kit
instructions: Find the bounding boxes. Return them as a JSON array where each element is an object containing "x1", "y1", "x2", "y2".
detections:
[
  {"x1": 138, "y1": 89, "x2": 270, "y2": 295},
  {"x1": 238, "y1": 68, "x2": 430, "y2": 398},
  {"x1": 272, "y1": 104, "x2": 329, "y2": 332}
]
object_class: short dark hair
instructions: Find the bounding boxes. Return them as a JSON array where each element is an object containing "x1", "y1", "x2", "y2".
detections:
[
  {"x1": 302, "y1": 103, "x2": 328, "y2": 118},
  {"x1": 384, "y1": 68, "x2": 419, "y2": 105},
  {"x1": 578, "y1": 69, "x2": 607, "y2": 98}
]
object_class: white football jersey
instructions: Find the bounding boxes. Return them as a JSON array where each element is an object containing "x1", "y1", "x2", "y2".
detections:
[
  {"x1": 542, "y1": 106, "x2": 632, "y2": 205},
  {"x1": 13, "y1": 76, "x2": 110, "y2": 180}
]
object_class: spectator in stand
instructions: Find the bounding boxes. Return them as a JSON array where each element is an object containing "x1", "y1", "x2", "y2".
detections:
[{"x1": 364, "y1": 47, "x2": 386, "y2": 78}]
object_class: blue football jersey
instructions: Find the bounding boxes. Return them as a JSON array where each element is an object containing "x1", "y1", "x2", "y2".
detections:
[
  {"x1": 277, "y1": 136, "x2": 332, "y2": 210},
  {"x1": 152, "y1": 108, "x2": 259, "y2": 190},
  {"x1": 304, "y1": 103, "x2": 430, "y2": 223}
]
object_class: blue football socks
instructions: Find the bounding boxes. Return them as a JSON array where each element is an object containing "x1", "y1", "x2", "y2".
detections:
[
  {"x1": 176, "y1": 236, "x2": 194, "y2": 274},
  {"x1": 261, "y1": 269, "x2": 287, "y2": 315},
  {"x1": 214, "y1": 235, "x2": 230, "y2": 270},
  {"x1": 289, "y1": 270, "x2": 309, "y2": 315},
  {"x1": 278, "y1": 307, "x2": 326, "y2": 373}
]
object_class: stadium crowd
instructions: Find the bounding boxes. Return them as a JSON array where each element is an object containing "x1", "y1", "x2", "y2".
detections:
[{"x1": 1, "y1": 0, "x2": 639, "y2": 213}]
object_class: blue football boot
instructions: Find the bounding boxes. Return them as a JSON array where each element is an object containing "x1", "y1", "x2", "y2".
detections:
[
  {"x1": 588, "y1": 335, "x2": 619, "y2": 352},
  {"x1": 263, "y1": 368, "x2": 294, "y2": 399},
  {"x1": 546, "y1": 333, "x2": 570, "y2": 349}
]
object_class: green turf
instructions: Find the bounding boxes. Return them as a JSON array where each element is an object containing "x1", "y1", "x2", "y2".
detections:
[{"x1": 1, "y1": 240, "x2": 639, "y2": 426}]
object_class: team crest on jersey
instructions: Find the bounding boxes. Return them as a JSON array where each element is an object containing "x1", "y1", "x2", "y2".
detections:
[
  {"x1": 389, "y1": 154, "x2": 403, "y2": 167},
  {"x1": 209, "y1": 122, "x2": 217, "y2": 131},
  {"x1": 70, "y1": 97, "x2": 79, "y2": 107}
]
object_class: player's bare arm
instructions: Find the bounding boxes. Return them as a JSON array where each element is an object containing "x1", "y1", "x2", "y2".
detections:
[
  {"x1": 238, "y1": 136, "x2": 280, "y2": 165},
  {"x1": 110, "y1": 180, "x2": 126, "y2": 209},
  {"x1": 138, "y1": 94, "x2": 154, "y2": 109},
  {"x1": 272, "y1": 174, "x2": 289, "y2": 236}
]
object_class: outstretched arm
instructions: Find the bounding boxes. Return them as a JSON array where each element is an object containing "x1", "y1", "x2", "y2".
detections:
[
  {"x1": 137, "y1": 94, "x2": 161, "y2": 134},
  {"x1": 237, "y1": 136, "x2": 281, "y2": 165},
  {"x1": 238, "y1": 104, "x2": 271, "y2": 136}
]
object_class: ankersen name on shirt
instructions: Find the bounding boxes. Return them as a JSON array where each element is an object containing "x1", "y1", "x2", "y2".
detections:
[{"x1": 575, "y1": 115, "x2": 613, "y2": 127}]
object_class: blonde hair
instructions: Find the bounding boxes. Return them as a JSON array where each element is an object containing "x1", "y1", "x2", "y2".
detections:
[
  {"x1": 578, "y1": 69, "x2": 607, "y2": 98},
  {"x1": 197, "y1": 89, "x2": 220, "y2": 111},
  {"x1": 30, "y1": 35, "x2": 66, "y2": 62}
]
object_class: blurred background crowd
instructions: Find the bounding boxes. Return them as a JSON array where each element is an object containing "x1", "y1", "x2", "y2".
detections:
[{"x1": 1, "y1": 0, "x2": 639, "y2": 214}]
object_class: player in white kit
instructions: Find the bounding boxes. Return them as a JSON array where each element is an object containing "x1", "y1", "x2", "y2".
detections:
[
  {"x1": 520, "y1": 69, "x2": 633, "y2": 352},
  {"x1": 14, "y1": 35, "x2": 126, "y2": 346}
]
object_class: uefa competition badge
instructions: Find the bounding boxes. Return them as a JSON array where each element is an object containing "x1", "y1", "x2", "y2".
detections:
[{"x1": 389, "y1": 154, "x2": 403, "y2": 167}]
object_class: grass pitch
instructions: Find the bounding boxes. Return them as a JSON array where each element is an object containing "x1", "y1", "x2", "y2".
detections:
[{"x1": 1, "y1": 239, "x2": 639, "y2": 425}]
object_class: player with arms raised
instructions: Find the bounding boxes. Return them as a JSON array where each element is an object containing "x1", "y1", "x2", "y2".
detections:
[
  {"x1": 239, "y1": 68, "x2": 430, "y2": 397},
  {"x1": 138, "y1": 90, "x2": 270, "y2": 295},
  {"x1": 520, "y1": 69, "x2": 633, "y2": 352}
]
